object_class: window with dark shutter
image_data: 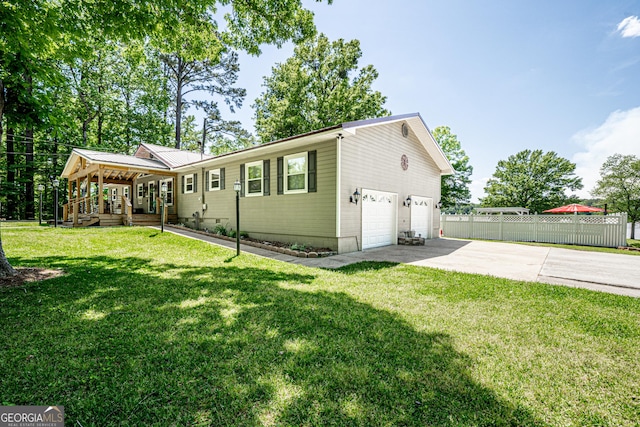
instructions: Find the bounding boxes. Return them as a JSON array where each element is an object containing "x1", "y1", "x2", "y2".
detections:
[
  {"x1": 220, "y1": 168, "x2": 225, "y2": 190},
  {"x1": 205, "y1": 171, "x2": 209, "y2": 191},
  {"x1": 308, "y1": 150, "x2": 317, "y2": 192},
  {"x1": 240, "y1": 164, "x2": 245, "y2": 197},
  {"x1": 193, "y1": 173, "x2": 198, "y2": 193},
  {"x1": 277, "y1": 157, "x2": 284, "y2": 195},
  {"x1": 263, "y1": 160, "x2": 270, "y2": 196}
]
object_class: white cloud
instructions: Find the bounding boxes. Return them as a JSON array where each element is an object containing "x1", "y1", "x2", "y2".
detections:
[
  {"x1": 617, "y1": 16, "x2": 640, "y2": 38},
  {"x1": 572, "y1": 107, "x2": 640, "y2": 198},
  {"x1": 469, "y1": 176, "x2": 490, "y2": 204}
]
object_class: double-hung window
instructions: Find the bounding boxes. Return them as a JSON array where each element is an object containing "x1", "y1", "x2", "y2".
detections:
[
  {"x1": 284, "y1": 152, "x2": 308, "y2": 194},
  {"x1": 184, "y1": 174, "x2": 195, "y2": 194},
  {"x1": 209, "y1": 169, "x2": 221, "y2": 191},
  {"x1": 246, "y1": 161, "x2": 263, "y2": 196},
  {"x1": 137, "y1": 183, "x2": 144, "y2": 201},
  {"x1": 162, "y1": 178, "x2": 174, "y2": 206}
]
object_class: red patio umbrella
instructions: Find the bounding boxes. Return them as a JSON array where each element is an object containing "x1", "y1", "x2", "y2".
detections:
[{"x1": 543, "y1": 203, "x2": 604, "y2": 214}]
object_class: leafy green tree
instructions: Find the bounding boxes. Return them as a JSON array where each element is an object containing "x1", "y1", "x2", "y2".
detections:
[
  {"x1": 162, "y1": 50, "x2": 245, "y2": 149},
  {"x1": 431, "y1": 126, "x2": 472, "y2": 211},
  {"x1": 0, "y1": 0, "x2": 334, "y2": 274},
  {"x1": 253, "y1": 33, "x2": 390, "y2": 142},
  {"x1": 481, "y1": 149, "x2": 583, "y2": 213},
  {"x1": 591, "y1": 154, "x2": 640, "y2": 239}
]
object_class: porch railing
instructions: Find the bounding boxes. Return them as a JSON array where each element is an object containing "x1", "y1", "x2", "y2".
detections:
[
  {"x1": 63, "y1": 195, "x2": 99, "y2": 222},
  {"x1": 123, "y1": 196, "x2": 133, "y2": 226}
]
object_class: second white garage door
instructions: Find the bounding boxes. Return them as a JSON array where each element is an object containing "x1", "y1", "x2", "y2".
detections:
[
  {"x1": 410, "y1": 195, "x2": 433, "y2": 239},
  {"x1": 362, "y1": 189, "x2": 397, "y2": 250}
]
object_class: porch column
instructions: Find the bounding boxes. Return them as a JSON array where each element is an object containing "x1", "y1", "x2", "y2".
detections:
[
  {"x1": 98, "y1": 167, "x2": 104, "y2": 214},
  {"x1": 87, "y1": 173, "x2": 93, "y2": 213}
]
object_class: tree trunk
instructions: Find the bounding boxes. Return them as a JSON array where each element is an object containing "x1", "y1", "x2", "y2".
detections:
[
  {"x1": 175, "y1": 57, "x2": 183, "y2": 150},
  {"x1": 97, "y1": 106, "x2": 103, "y2": 146},
  {"x1": 0, "y1": 239, "x2": 17, "y2": 277},
  {"x1": 6, "y1": 127, "x2": 17, "y2": 219},
  {"x1": 175, "y1": 81, "x2": 182, "y2": 149},
  {"x1": 25, "y1": 127, "x2": 35, "y2": 219},
  {"x1": 631, "y1": 221, "x2": 636, "y2": 240}
]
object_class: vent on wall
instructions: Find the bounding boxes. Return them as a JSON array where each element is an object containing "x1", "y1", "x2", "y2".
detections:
[{"x1": 401, "y1": 123, "x2": 409, "y2": 138}]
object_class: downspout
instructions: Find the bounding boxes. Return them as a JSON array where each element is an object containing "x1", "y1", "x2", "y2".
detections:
[
  {"x1": 201, "y1": 167, "x2": 206, "y2": 218},
  {"x1": 336, "y1": 133, "x2": 342, "y2": 239}
]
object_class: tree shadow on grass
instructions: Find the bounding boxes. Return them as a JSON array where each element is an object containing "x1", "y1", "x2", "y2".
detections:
[
  {"x1": 1, "y1": 256, "x2": 546, "y2": 426},
  {"x1": 331, "y1": 261, "x2": 400, "y2": 275}
]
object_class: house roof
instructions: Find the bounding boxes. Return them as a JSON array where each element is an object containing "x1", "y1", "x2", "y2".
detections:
[
  {"x1": 60, "y1": 148, "x2": 172, "y2": 185},
  {"x1": 174, "y1": 113, "x2": 454, "y2": 175},
  {"x1": 137, "y1": 143, "x2": 214, "y2": 168}
]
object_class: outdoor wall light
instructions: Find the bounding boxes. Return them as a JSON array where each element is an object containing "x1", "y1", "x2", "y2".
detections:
[
  {"x1": 52, "y1": 178, "x2": 60, "y2": 228},
  {"x1": 350, "y1": 188, "x2": 360, "y2": 205},
  {"x1": 404, "y1": 196, "x2": 412, "y2": 207},
  {"x1": 435, "y1": 200, "x2": 443, "y2": 209},
  {"x1": 234, "y1": 179, "x2": 241, "y2": 256}
]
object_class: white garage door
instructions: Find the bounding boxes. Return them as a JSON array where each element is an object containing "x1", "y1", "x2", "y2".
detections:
[
  {"x1": 410, "y1": 196, "x2": 432, "y2": 239},
  {"x1": 362, "y1": 189, "x2": 397, "y2": 250}
]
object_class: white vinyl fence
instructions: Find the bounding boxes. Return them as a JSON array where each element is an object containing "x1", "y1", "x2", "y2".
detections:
[{"x1": 441, "y1": 213, "x2": 628, "y2": 248}]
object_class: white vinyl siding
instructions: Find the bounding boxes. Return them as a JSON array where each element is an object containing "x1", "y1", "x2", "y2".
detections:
[{"x1": 340, "y1": 122, "x2": 443, "y2": 245}]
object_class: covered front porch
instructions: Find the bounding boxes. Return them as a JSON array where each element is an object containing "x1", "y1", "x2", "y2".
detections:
[{"x1": 60, "y1": 148, "x2": 177, "y2": 227}]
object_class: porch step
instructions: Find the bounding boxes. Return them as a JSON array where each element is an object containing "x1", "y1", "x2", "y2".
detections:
[{"x1": 77, "y1": 215, "x2": 100, "y2": 227}]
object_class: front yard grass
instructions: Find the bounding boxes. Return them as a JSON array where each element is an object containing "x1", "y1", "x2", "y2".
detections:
[{"x1": 1, "y1": 225, "x2": 639, "y2": 426}]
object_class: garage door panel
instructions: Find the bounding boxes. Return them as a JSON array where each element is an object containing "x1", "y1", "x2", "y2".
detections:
[
  {"x1": 362, "y1": 189, "x2": 397, "y2": 250},
  {"x1": 410, "y1": 196, "x2": 432, "y2": 239}
]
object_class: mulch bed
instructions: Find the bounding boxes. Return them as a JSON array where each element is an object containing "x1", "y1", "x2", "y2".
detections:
[{"x1": 0, "y1": 268, "x2": 65, "y2": 288}]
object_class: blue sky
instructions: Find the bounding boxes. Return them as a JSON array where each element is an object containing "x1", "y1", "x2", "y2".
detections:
[{"x1": 219, "y1": 0, "x2": 640, "y2": 202}]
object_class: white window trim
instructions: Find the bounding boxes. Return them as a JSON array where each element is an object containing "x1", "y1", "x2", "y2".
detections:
[
  {"x1": 208, "y1": 168, "x2": 221, "y2": 191},
  {"x1": 162, "y1": 178, "x2": 174, "y2": 206},
  {"x1": 245, "y1": 161, "x2": 263, "y2": 197},
  {"x1": 137, "y1": 184, "x2": 144, "y2": 201},
  {"x1": 284, "y1": 152, "x2": 308, "y2": 194},
  {"x1": 184, "y1": 173, "x2": 194, "y2": 194},
  {"x1": 123, "y1": 187, "x2": 130, "y2": 200}
]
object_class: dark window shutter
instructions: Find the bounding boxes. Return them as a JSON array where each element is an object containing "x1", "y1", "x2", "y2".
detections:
[
  {"x1": 240, "y1": 164, "x2": 245, "y2": 197},
  {"x1": 205, "y1": 171, "x2": 209, "y2": 191},
  {"x1": 263, "y1": 160, "x2": 270, "y2": 196},
  {"x1": 308, "y1": 150, "x2": 317, "y2": 193},
  {"x1": 220, "y1": 168, "x2": 225, "y2": 190},
  {"x1": 193, "y1": 173, "x2": 198, "y2": 193},
  {"x1": 277, "y1": 157, "x2": 283, "y2": 195},
  {"x1": 181, "y1": 176, "x2": 185, "y2": 194}
]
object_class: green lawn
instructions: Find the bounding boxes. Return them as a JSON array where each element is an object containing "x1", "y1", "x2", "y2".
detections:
[
  {"x1": 1, "y1": 225, "x2": 639, "y2": 426},
  {"x1": 513, "y1": 239, "x2": 640, "y2": 255}
]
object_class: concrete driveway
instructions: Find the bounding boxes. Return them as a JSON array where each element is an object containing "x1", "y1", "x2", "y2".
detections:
[
  {"x1": 164, "y1": 227, "x2": 640, "y2": 297},
  {"x1": 313, "y1": 239, "x2": 640, "y2": 297}
]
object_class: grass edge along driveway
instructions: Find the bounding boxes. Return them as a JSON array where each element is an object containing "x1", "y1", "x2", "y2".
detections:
[{"x1": 1, "y1": 225, "x2": 639, "y2": 426}]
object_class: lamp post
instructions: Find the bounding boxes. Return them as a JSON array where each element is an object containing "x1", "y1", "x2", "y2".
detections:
[
  {"x1": 233, "y1": 179, "x2": 241, "y2": 256},
  {"x1": 161, "y1": 182, "x2": 167, "y2": 233},
  {"x1": 52, "y1": 179, "x2": 59, "y2": 228},
  {"x1": 38, "y1": 184, "x2": 44, "y2": 225}
]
